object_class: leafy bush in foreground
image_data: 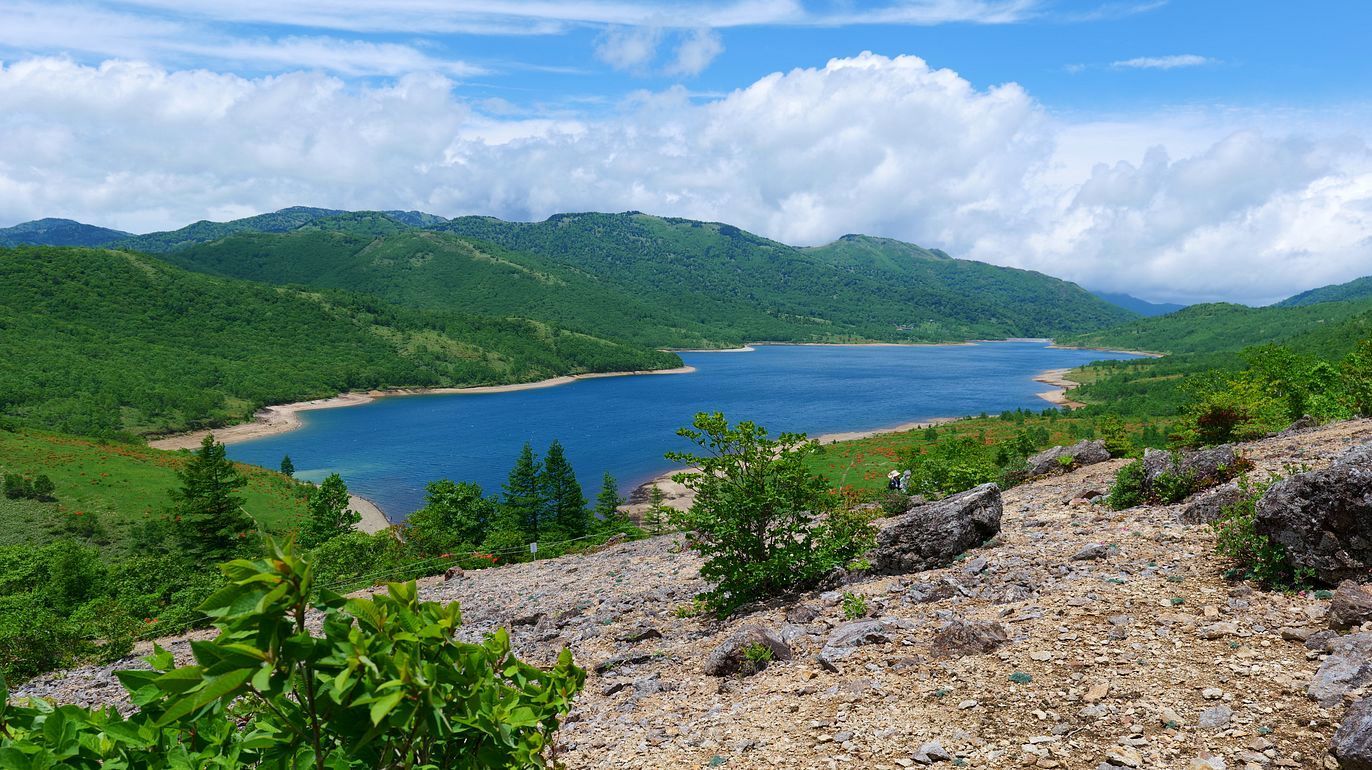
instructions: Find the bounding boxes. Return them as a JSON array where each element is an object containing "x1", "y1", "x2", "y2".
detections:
[
  {"x1": 1212, "y1": 475, "x2": 1312, "y2": 589},
  {"x1": 0, "y1": 539, "x2": 585, "y2": 769},
  {"x1": 668, "y1": 413, "x2": 875, "y2": 614}
]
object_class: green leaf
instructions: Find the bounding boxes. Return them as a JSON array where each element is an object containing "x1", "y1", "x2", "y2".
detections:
[{"x1": 368, "y1": 692, "x2": 404, "y2": 726}]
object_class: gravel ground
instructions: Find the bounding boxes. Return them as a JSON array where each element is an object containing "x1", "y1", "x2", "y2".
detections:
[{"x1": 18, "y1": 419, "x2": 1372, "y2": 769}]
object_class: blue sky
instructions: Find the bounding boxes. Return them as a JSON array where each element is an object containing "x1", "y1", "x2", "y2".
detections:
[{"x1": 1, "y1": 1, "x2": 1370, "y2": 303}]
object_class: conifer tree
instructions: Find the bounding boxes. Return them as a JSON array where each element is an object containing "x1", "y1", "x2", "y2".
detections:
[
  {"x1": 170, "y1": 434, "x2": 254, "y2": 563},
  {"x1": 541, "y1": 439, "x2": 588, "y2": 539},
  {"x1": 502, "y1": 442, "x2": 543, "y2": 541},
  {"x1": 298, "y1": 473, "x2": 360, "y2": 548},
  {"x1": 593, "y1": 472, "x2": 626, "y2": 528},
  {"x1": 279, "y1": 455, "x2": 295, "y2": 477}
]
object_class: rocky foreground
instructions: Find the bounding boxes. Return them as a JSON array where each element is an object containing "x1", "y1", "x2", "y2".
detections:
[{"x1": 20, "y1": 420, "x2": 1372, "y2": 769}]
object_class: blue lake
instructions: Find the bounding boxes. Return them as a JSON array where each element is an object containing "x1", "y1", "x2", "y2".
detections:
[{"x1": 226, "y1": 342, "x2": 1138, "y2": 518}]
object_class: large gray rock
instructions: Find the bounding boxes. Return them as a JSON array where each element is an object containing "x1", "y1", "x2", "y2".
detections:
[
  {"x1": 928, "y1": 618, "x2": 1008, "y2": 659},
  {"x1": 868, "y1": 484, "x2": 1002, "y2": 576},
  {"x1": 1308, "y1": 632, "x2": 1372, "y2": 706},
  {"x1": 1331, "y1": 581, "x2": 1372, "y2": 631},
  {"x1": 1177, "y1": 481, "x2": 1245, "y2": 525},
  {"x1": 1145, "y1": 445, "x2": 1242, "y2": 491},
  {"x1": 817, "y1": 619, "x2": 902, "y2": 670},
  {"x1": 1333, "y1": 697, "x2": 1372, "y2": 770},
  {"x1": 1025, "y1": 440, "x2": 1111, "y2": 477},
  {"x1": 703, "y1": 625, "x2": 791, "y2": 677},
  {"x1": 1255, "y1": 444, "x2": 1372, "y2": 585},
  {"x1": 1178, "y1": 444, "x2": 1243, "y2": 488}
]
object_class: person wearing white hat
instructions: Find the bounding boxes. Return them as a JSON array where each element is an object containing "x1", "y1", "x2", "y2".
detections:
[{"x1": 887, "y1": 470, "x2": 901, "y2": 490}]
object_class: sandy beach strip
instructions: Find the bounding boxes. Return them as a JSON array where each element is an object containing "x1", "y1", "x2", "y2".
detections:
[
  {"x1": 350, "y1": 494, "x2": 391, "y2": 533},
  {"x1": 147, "y1": 366, "x2": 697, "y2": 451},
  {"x1": 1033, "y1": 368, "x2": 1085, "y2": 409}
]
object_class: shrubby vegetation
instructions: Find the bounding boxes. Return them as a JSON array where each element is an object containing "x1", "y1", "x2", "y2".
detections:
[
  {"x1": 1210, "y1": 474, "x2": 1312, "y2": 589},
  {"x1": 0, "y1": 432, "x2": 641, "y2": 684},
  {"x1": 667, "y1": 413, "x2": 875, "y2": 614},
  {"x1": 0, "y1": 540, "x2": 585, "y2": 769}
]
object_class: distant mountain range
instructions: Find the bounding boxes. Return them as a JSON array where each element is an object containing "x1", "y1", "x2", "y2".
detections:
[
  {"x1": 1089, "y1": 291, "x2": 1186, "y2": 317},
  {"x1": 0, "y1": 217, "x2": 131, "y2": 247},
  {"x1": 1, "y1": 206, "x2": 1136, "y2": 347}
]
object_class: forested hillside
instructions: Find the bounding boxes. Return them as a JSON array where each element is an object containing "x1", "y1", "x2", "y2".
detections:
[
  {"x1": 0, "y1": 246, "x2": 679, "y2": 437},
  {"x1": 1277, "y1": 275, "x2": 1372, "y2": 308},
  {"x1": 434, "y1": 212, "x2": 1136, "y2": 342},
  {"x1": 1060, "y1": 299, "x2": 1372, "y2": 356}
]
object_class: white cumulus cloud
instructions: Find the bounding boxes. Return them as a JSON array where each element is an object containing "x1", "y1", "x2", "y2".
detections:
[{"x1": 1, "y1": 52, "x2": 1370, "y2": 305}]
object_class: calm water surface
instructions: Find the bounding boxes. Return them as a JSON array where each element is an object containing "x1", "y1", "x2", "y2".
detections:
[{"x1": 227, "y1": 342, "x2": 1138, "y2": 517}]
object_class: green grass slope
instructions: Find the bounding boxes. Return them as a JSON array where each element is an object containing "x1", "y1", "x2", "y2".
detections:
[
  {"x1": 0, "y1": 428, "x2": 306, "y2": 553},
  {"x1": 0, "y1": 245, "x2": 679, "y2": 437},
  {"x1": 434, "y1": 212, "x2": 1136, "y2": 343},
  {"x1": 1277, "y1": 275, "x2": 1372, "y2": 308}
]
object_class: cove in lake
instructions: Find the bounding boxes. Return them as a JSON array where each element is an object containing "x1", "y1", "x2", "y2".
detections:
[{"x1": 226, "y1": 342, "x2": 1139, "y2": 518}]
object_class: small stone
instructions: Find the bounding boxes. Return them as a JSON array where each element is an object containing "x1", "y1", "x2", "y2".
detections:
[
  {"x1": 1084, "y1": 681, "x2": 1110, "y2": 703},
  {"x1": 1198, "y1": 622, "x2": 1239, "y2": 640},
  {"x1": 958, "y1": 699, "x2": 979, "y2": 710},
  {"x1": 912, "y1": 740, "x2": 951, "y2": 764},
  {"x1": 1071, "y1": 543, "x2": 1111, "y2": 561},
  {"x1": 1202, "y1": 687, "x2": 1224, "y2": 700},
  {"x1": 1198, "y1": 705, "x2": 1233, "y2": 730}
]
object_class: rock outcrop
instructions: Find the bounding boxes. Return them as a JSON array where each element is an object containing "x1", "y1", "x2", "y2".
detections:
[
  {"x1": 1177, "y1": 481, "x2": 1244, "y2": 525},
  {"x1": 928, "y1": 618, "x2": 1008, "y2": 659},
  {"x1": 703, "y1": 626, "x2": 791, "y2": 677},
  {"x1": 1333, "y1": 697, "x2": 1372, "y2": 769},
  {"x1": 1331, "y1": 581, "x2": 1372, "y2": 631},
  {"x1": 1308, "y1": 632, "x2": 1372, "y2": 707},
  {"x1": 1025, "y1": 440, "x2": 1111, "y2": 478},
  {"x1": 868, "y1": 483, "x2": 1002, "y2": 575},
  {"x1": 1255, "y1": 443, "x2": 1372, "y2": 584},
  {"x1": 1144, "y1": 444, "x2": 1243, "y2": 494}
]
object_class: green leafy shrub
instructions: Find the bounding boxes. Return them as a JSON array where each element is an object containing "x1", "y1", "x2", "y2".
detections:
[
  {"x1": 841, "y1": 592, "x2": 868, "y2": 620},
  {"x1": 668, "y1": 413, "x2": 876, "y2": 614},
  {"x1": 899, "y1": 437, "x2": 1000, "y2": 499},
  {"x1": 1212, "y1": 475, "x2": 1313, "y2": 589},
  {"x1": 741, "y1": 642, "x2": 775, "y2": 674},
  {"x1": 879, "y1": 490, "x2": 911, "y2": 516},
  {"x1": 1106, "y1": 460, "x2": 1147, "y2": 510},
  {"x1": 1151, "y1": 470, "x2": 1195, "y2": 505},
  {"x1": 0, "y1": 538, "x2": 585, "y2": 769}
]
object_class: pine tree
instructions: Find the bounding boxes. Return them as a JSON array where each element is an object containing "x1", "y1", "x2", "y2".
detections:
[
  {"x1": 279, "y1": 455, "x2": 295, "y2": 477},
  {"x1": 593, "y1": 472, "x2": 626, "y2": 528},
  {"x1": 642, "y1": 484, "x2": 668, "y2": 534},
  {"x1": 170, "y1": 434, "x2": 255, "y2": 563},
  {"x1": 298, "y1": 473, "x2": 360, "y2": 548},
  {"x1": 541, "y1": 440, "x2": 588, "y2": 539},
  {"x1": 502, "y1": 442, "x2": 543, "y2": 542}
]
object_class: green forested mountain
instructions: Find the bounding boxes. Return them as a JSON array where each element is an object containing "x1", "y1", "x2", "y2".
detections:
[
  {"x1": 432, "y1": 212, "x2": 1136, "y2": 342},
  {"x1": 1060, "y1": 299, "x2": 1372, "y2": 356},
  {"x1": 163, "y1": 211, "x2": 1134, "y2": 348},
  {"x1": 0, "y1": 218, "x2": 131, "y2": 247},
  {"x1": 162, "y1": 227, "x2": 726, "y2": 348},
  {"x1": 0, "y1": 245, "x2": 679, "y2": 437},
  {"x1": 106, "y1": 206, "x2": 348, "y2": 253},
  {"x1": 1276, "y1": 275, "x2": 1372, "y2": 308}
]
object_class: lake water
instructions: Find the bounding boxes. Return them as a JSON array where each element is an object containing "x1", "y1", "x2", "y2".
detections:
[{"x1": 226, "y1": 342, "x2": 1138, "y2": 518}]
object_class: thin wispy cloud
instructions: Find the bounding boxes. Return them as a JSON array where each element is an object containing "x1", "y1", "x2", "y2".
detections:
[{"x1": 1111, "y1": 54, "x2": 1215, "y2": 70}]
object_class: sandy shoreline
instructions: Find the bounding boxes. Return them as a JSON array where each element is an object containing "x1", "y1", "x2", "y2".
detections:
[
  {"x1": 148, "y1": 366, "x2": 697, "y2": 451},
  {"x1": 1033, "y1": 367, "x2": 1085, "y2": 409},
  {"x1": 349, "y1": 494, "x2": 391, "y2": 533}
]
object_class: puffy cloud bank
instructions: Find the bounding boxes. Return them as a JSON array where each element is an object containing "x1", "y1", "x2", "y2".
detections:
[{"x1": 1, "y1": 53, "x2": 1369, "y2": 304}]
